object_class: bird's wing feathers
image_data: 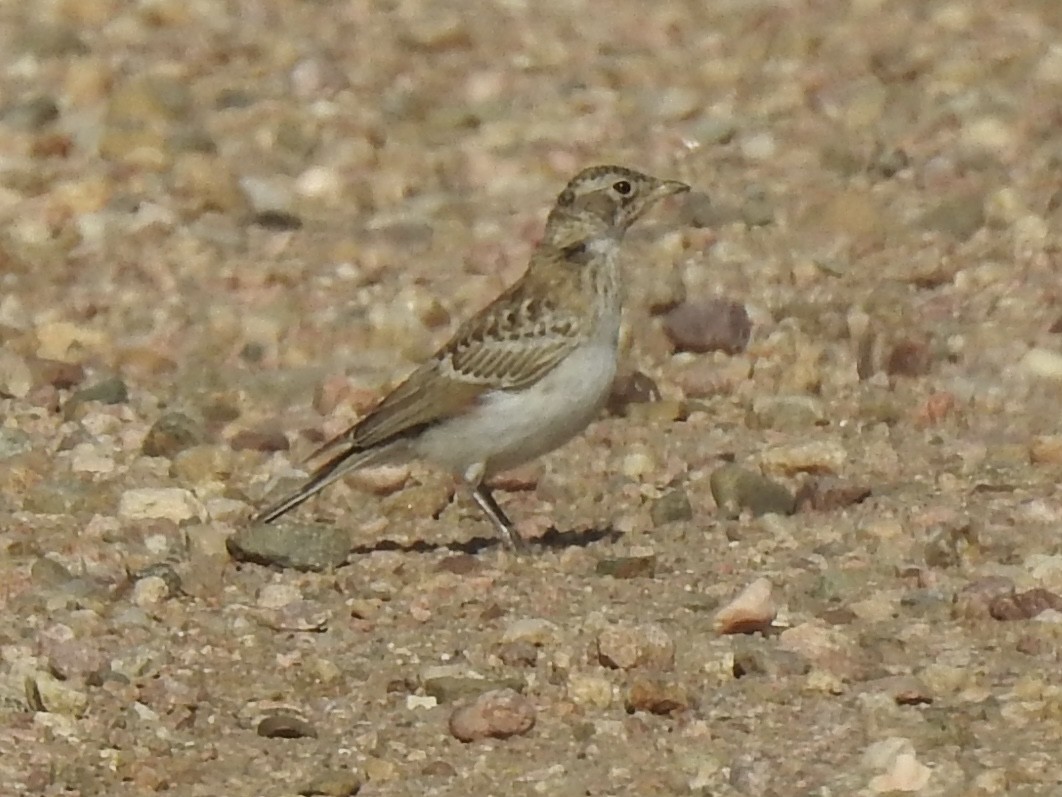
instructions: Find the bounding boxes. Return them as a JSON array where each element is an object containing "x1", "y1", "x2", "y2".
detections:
[{"x1": 314, "y1": 291, "x2": 583, "y2": 454}]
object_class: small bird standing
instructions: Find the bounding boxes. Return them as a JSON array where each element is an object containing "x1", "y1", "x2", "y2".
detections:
[{"x1": 254, "y1": 165, "x2": 689, "y2": 550}]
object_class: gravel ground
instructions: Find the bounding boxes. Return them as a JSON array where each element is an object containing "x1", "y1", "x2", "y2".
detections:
[{"x1": 2, "y1": 1, "x2": 1062, "y2": 795}]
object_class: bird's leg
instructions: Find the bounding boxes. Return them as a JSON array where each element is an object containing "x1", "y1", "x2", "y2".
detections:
[{"x1": 469, "y1": 483, "x2": 526, "y2": 552}]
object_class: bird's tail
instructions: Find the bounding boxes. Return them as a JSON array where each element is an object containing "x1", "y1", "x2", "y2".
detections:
[{"x1": 253, "y1": 442, "x2": 397, "y2": 524}]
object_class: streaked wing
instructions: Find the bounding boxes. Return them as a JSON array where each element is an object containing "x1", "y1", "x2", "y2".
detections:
[{"x1": 335, "y1": 297, "x2": 582, "y2": 451}]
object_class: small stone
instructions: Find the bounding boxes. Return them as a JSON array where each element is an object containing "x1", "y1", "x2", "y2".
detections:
[
  {"x1": 731, "y1": 639, "x2": 809, "y2": 678},
  {"x1": 142, "y1": 412, "x2": 202, "y2": 457},
  {"x1": 500, "y1": 618, "x2": 560, "y2": 647},
  {"x1": 27, "y1": 357, "x2": 85, "y2": 389},
  {"x1": 299, "y1": 770, "x2": 362, "y2": 797},
  {"x1": 1020, "y1": 348, "x2": 1062, "y2": 381},
  {"x1": 171, "y1": 445, "x2": 235, "y2": 484},
  {"x1": 596, "y1": 623, "x2": 675, "y2": 671},
  {"x1": 252, "y1": 210, "x2": 303, "y2": 230},
  {"x1": 448, "y1": 689, "x2": 535, "y2": 743},
  {"x1": 64, "y1": 377, "x2": 128, "y2": 417},
  {"x1": 779, "y1": 622, "x2": 861, "y2": 679},
  {"x1": 295, "y1": 165, "x2": 343, "y2": 202},
  {"x1": 864, "y1": 738, "x2": 932, "y2": 793},
  {"x1": 422, "y1": 675, "x2": 522, "y2": 704},
  {"x1": 649, "y1": 488, "x2": 693, "y2": 526},
  {"x1": 990, "y1": 588, "x2": 1062, "y2": 621},
  {"x1": 21, "y1": 23, "x2": 88, "y2": 57},
  {"x1": 495, "y1": 641, "x2": 538, "y2": 667},
  {"x1": 172, "y1": 152, "x2": 247, "y2": 215},
  {"x1": 566, "y1": 673, "x2": 613, "y2": 708},
  {"x1": 25, "y1": 672, "x2": 89, "y2": 717},
  {"x1": 679, "y1": 191, "x2": 723, "y2": 228},
  {"x1": 886, "y1": 338, "x2": 933, "y2": 377},
  {"x1": 595, "y1": 552, "x2": 657, "y2": 579},
  {"x1": 952, "y1": 576, "x2": 1015, "y2": 621},
  {"x1": 435, "y1": 554, "x2": 481, "y2": 575},
  {"x1": 748, "y1": 395, "x2": 824, "y2": 430},
  {"x1": 131, "y1": 576, "x2": 171, "y2": 607},
  {"x1": 361, "y1": 758, "x2": 399, "y2": 783},
  {"x1": 229, "y1": 427, "x2": 290, "y2": 452},
  {"x1": 256, "y1": 583, "x2": 302, "y2": 609},
  {"x1": 118, "y1": 487, "x2": 204, "y2": 523},
  {"x1": 2, "y1": 95, "x2": 60, "y2": 130},
  {"x1": 227, "y1": 522, "x2": 351, "y2": 572},
  {"x1": 923, "y1": 520, "x2": 977, "y2": 569},
  {"x1": 714, "y1": 578, "x2": 776, "y2": 635},
  {"x1": 710, "y1": 464, "x2": 795, "y2": 518},
  {"x1": 759, "y1": 439, "x2": 848, "y2": 476},
  {"x1": 256, "y1": 713, "x2": 318, "y2": 739},
  {"x1": 663, "y1": 298, "x2": 751, "y2": 355},
  {"x1": 35, "y1": 321, "x2": 108, "y2": 362},
  {"x1": 919, "y1": 193, "x2": 985, "y2": 240},
  {"x1": 348, "y1": 464, "x2": 410, "y2": 495},
  {"x1": 607, "y1": 370, "x2": 661, "y2": 416},
  {"x1": 794, "y1": 477, "x2": 872, "y2": 512},
  {"x1": 624, "y1": 676, "x2": 690, "y2": 715},
  {"x1": 740, "y1": 191, "x2": 775, "y2": 227},
  {"x1": 1030, "y1": 435, "x2": 1062, "y2": 465},
  {"x1": 0, "y1": 349, "x2": 32, "y2": 397},
  {"x1": 420, "y1": 760, "x2": 457, "y2": 778}
]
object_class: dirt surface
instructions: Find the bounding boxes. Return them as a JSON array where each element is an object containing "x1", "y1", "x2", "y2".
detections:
[{"x1": 2, "y1": 1, "x2": 1062, "y2": 795}]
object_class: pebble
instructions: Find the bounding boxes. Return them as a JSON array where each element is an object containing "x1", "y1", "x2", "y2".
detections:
[
  {"x1": 256, "y1": 712, "x2": 318, "y2": 739},
  {"x1": 919, "y1": 193, "x2": 985, "y2": 240},
  {"x1": 25, "y1": 672, "x2": 89, "y2": 717},
  {"x1": 229, "y1": 427, "x2": 290, "y2": 453},
  {"x1": 295, "y1": 165, "x2": 343, "y2": 202},
  {"x1": 256, "y1": 583, "x2": 302, "y2": 609},
  {"x1": 793, "y1": 477, "x2": 872, "y2": 512},
  {"x1": 759, "y1": 439, "x2": 848, "y2": 476},
  {"x1": 0, "y1": 349, "x2": 32, "y2": 397},
  {"x1": 118, "y1": 487, "x2": 204, "y2": 523},
  {"x1": 778, "y1": 623, "x2": 860, "y2": 679},
  {"x1": 500, "y1": 618, "x2": 560, "y2": 646},
  {"x1": 989, "y1": 588, "x2": 1062, "y2": 621},
  {"x1": 227, "y1": 522, "x2": 351, "y2": 571},
  {"x1": 361, "y1": 758, "x2": 399, "y2": 783},
  {"x1": 171, "y1": 446, "x2": 236, "y2": 485},
  {"x1": 566, "y1": 672, "x2": 613, "y2": 709},
  {"x1": 595, "y1": 552, "x2": 657, "y2": 579},
  {"x1": 748, "y1": 395, "x2": 824, "y2": 430},
  {"x1": 709, "y1": 464, "x2": 795, "y2": 518},
  {"x1": 663, "y1": 298, "x2": 752, "y2": 354},
  {"x1": 863, "y1": 738, "x2": 932, "y2": 793},
  {"x1": 607, "y1": 370, "x2": 661, "y2": 416},
  {"x1": 713, "y1": 578, "x2": 776, "y2": 635},
  {"x1": 27, "y1": 357, "x2": 85, "y2": 390},
  {"x1": 298, "y1": 770, "x2": 362, "y2": 797},
  {"x1": 624, "y1": 676, "x2": 690, "y2": 715},
  {"x1": 1020, "y1": 348, "x2": 1062, "y2": 381},
  {"x1": 448, "y1": 689, "x2": 535, "y2": 743},
  {"x1": 63, "y1": 377, "x2": 129, "y2": 417},
  {"x1": 141, "y1": 411, "x2": 202, "y2": 458},
  {"x1": 131, "y1": 575, "x2": 171, "y2": 607},
  {"x1": 649, "y1": 488, "x2": 693, "y2": 526},
  {"x1": 422, "y1": 675, "x2": 522, "y2": 704},
  {"x1": 951, "y1": 576, "x2": 1015, "y2": 621},
  {"x1": 596, "y1": 623, "x2": 675, "y2": 671}
]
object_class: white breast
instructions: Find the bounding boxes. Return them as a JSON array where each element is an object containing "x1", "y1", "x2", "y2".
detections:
[{"x1": 414, "y1": 339, "x2": 618, "y2": 477}]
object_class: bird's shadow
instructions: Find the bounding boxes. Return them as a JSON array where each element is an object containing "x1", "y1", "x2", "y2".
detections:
[{"x1": 349, "y1": 525, "x2": 621, "y2": 557}]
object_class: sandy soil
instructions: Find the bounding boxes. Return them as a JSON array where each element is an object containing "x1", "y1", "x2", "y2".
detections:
[{"x1": 2, "y1": 1, "x2": 1062, "y2": 795}]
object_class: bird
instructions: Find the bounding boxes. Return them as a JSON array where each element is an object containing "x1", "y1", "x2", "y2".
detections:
[{"x1": 253, "y1": 165, "x2": 689, "y2": 551}]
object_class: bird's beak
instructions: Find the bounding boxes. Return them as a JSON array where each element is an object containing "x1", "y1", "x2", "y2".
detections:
[{"x1": 653, "y1": 179, "x2": 691, "y2": 200}]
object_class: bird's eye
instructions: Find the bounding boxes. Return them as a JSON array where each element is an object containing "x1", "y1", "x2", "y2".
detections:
[{"x1": 612, "y1": 180, "x2": 632, "y2": 196}]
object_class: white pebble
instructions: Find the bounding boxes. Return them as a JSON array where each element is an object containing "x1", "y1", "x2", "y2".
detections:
[{"x1": 118, "y1": 487, "x2": 204, "y2": 523}]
